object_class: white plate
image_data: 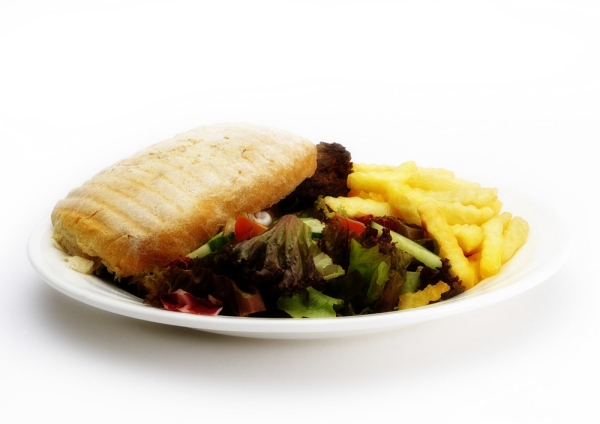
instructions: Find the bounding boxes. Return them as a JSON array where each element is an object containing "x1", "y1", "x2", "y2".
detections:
[{"x1": 28, "y1": 188, "x2": 569, "y2": 339}]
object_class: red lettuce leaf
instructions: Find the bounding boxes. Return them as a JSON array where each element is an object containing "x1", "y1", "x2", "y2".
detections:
[
  {"x1": 225, "y1": 214, "x2": 326, "y2": 297},
  {"x1": 160, "y1": 289, "x2": 223, "y2": 315}
]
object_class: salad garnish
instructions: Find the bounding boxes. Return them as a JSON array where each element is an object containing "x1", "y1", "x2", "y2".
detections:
[{"x1": 132, "y1": 204, "x2": 461, "y2": 318}]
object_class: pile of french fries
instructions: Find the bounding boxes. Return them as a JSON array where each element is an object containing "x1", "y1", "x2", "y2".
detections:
[{"x1": 323, "y1": 160, "x2": 529, "y2": 307}]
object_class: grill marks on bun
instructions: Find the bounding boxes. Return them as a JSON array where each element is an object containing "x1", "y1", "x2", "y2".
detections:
[{"x1": 51, "y1": 123, "x2": 318, "y2": 278}]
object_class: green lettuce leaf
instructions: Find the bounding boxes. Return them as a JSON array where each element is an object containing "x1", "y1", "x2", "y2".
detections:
[
  {"x1": 348, "y1": 239, "x2": 391, "y2": 303},
  {"x1": 367, "y1": 260, "x2": 390, "y2": 304},
  {"x1": 277, "y1": 287, "x2": 343, "y2": 318},
  {"x1": 401, "y1": 270, "x2": 421, "y2": 294}
]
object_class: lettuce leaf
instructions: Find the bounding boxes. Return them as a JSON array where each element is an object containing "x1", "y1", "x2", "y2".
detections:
[
  {"x1": 227, "y1": 214, "x2": 327, "y2": 297},
  {"x1": 136, "y1": 259, "x2": 266, "y2": 317},
  {"x1": 401, "y1": 270, "x2": 421, "y2": 294},
  {"x1": 160, "y1": 289, "x2": 223, "y2": 315},
  {"x1": 276, "y1": 287, "x2": 343, "y2": 318},
  {"x1": 348, "y1": 239, "x2": 391, "y2": 303}
]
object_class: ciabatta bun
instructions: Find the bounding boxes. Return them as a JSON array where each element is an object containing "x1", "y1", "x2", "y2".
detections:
[{"x1": 51, "y1": 123, "x2": 317, "y2": 277}]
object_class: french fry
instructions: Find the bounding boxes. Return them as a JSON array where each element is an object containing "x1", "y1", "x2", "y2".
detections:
[
  {"x1": 452, "y1": 224, "x2": 484, "y2": 255},
  {"x1": 490, "y1": 199, "x2": 503, "y2": 215},
  {"x1": 407, "y1": 172, "x2": 481, "y2": 191},
  {"x1": 387, "y1": 191, "x2": 422, "y2": 225},
  {"x1": 386, "y1": 183, "x2": 429, "y2": 203},
  {"x1": 499, "y1": 211, "x2": 513, "y2": 229},
  {"x1": 425, "y1": 187, "x2": 498, "y2": 208},
  {"x1": 350, "y1": 161, "x2": 418, "y2": 191},
  {"x1": 501, "y1": 216, "x2": 529, "y2": 264},
  {"x1": 347, "y1": 172, "x2": 398, "y2": 195},
  {"x1": 436, "y1": 202, "x2": 495, "y2": 226},
  {"x1": 398, "y1": 281, "x2": 450, "y2": 310},
  {"x1": 479, "y1": 217, "x2": 504, "y2": 279},
  {"x1": 417, "y1": 201, "x2": 476, "y2": 289},
  {"x1": 349, "y1": 190, "x2": 387, "y2": 202},
  {"x1": 468, "y1": 252, "x2": 482, "y2": 285},
  {"x1": 323, "y1": 196, "x2": 398, "y2": 218}
]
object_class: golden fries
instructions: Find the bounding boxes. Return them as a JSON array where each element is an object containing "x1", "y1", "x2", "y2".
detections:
[
  {"x1": 452, "y1": 224, "x2": 484, "y2": 255},
  {"x1": 407, "y1": 172, "x2": 481, "y2": 191},
  {"x1": 501, "y1": 216, "x2": 530, "y2": 264},
  {"x1": 323, "y1": 196, "x2": 398, "y2": 218},
  {"x1": 436, "y1": 202, "x2": 496, "y2": 226},
  {"x1": 398, "y1": 281, "x2": 450, "y2": 310},
  {"x1": 418, "y1": 201, "x2": 477, "y2": 289},
  {"x1": 499, "y1": 211, "x2": 513, "y2": 229},
  {"x1": 346, "y1": 160, "x2": 530, "y2": 299},
  {"x1": 480, "y1": 217, "x2": 504, "y2": 279},
  {"x1": 423, "y1": 188, "x2": 498, "y2": 208}
]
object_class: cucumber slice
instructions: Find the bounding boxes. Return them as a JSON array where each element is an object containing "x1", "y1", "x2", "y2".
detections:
[
  {"x1": 187, "y1": 232, "x2": 234, "y2": 259},
  {"x1": 313, "y1": 252, "x2": 345, "y2": 280},
  {"x1": 300, "y1": 217, "x2": 325, "y2": 239},
  {"x1": 371, "y1": 222, "x2": 442, "y2": 269}
]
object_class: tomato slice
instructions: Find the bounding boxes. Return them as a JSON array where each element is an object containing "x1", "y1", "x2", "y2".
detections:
[
  {"x1": 234, "y1": 215, "x2": 269, "y2": 242},
  {"x1": 333, "y1": 214, "x2": 366, "y2": 236}
]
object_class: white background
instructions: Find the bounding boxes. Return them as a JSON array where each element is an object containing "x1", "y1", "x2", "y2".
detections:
[{"x1": 1, "y1": 1, "x2": 597, "y2": 422}]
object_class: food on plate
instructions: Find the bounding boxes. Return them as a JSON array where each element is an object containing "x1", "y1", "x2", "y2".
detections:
[
  {"x1": 51, "y1": 123, "x2": 318, "y2": 278},
  {"x1": 347, "y1": 160, "x2": 529, "y2": 294},
  {"x1": 417, "y1": 201, "x2": 477, "y2": 289},
  {"x1": 398, "y1": 281, "x2": 450, "y2": 310},
  {"x1": 276, "y1": 142, "x2": 353, "y2": 212},
  {"x1": 51, "y1": 124, "x2": 529, "y2": 318}
]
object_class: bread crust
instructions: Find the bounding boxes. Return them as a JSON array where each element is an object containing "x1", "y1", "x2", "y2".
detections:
[{"x1": 51, "y1": 123, "x2": 317, "y2": 277}]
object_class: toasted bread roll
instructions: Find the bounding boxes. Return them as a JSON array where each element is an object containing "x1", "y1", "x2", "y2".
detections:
[{"x1": 51, "y1": 123, "x2": 317, "y2": 277}]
